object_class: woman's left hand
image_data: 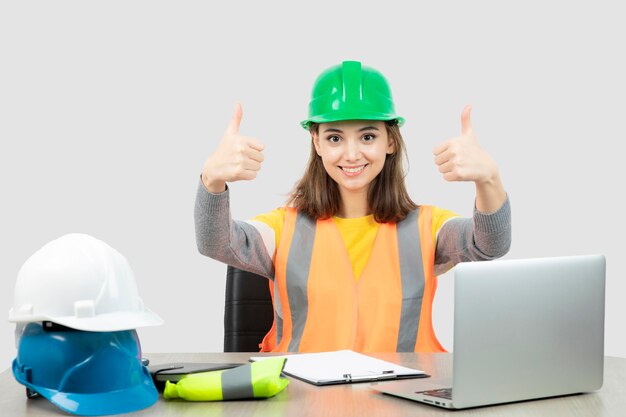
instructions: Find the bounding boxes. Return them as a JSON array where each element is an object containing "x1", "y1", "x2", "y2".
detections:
[{"x1": 433, "y1": 105, "x2": 499, "y2": 185}]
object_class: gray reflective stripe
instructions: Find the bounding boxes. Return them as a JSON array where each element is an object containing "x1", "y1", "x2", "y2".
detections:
[
  {"x1": 396, "y1": 209, "x2": 425, "y2": 352},
  {"x1": 273, "y1": 278, "x2": 283, "y2": 345},
  {"x1": 221, "y1": 363, "x2": 254, "y2": 400},
  {"x1": 285, "y1": 212, "x2": 316, "y2": 351},
  {"x1": 276, "y1": 314, "x2": 283, "y2": 345}
]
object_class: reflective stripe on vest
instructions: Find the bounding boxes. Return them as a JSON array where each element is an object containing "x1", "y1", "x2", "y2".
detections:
[
  {"x1": 261, "y1": 206, "x2": 444, "y2": 353},
  {"x1": 221, "y1": 363, "x2": 254, "y2": 400},
  {"x1": 396, "y1": 209, "x2": 425, "y2": 351}
]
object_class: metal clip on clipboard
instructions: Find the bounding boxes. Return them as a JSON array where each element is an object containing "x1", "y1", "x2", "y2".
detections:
[{"x1": 342, "y1": 370, "x2": 398, "y2": 382}]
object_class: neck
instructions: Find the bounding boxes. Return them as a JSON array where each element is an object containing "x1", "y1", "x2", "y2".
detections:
[{"x1": 337, "y1": 188, "x2": 370, "y2": 218}]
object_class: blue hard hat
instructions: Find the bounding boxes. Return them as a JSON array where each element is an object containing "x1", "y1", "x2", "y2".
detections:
[{"x1": 12, "y1": 322, "x2": 158, "y2": 416}]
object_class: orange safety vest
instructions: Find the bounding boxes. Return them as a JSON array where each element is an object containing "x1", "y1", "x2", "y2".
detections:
[{"x1": 260, "y1": 206, "x2": 445, "y2": 353}]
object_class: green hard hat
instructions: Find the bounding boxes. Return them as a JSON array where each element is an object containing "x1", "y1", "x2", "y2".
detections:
[{"x1": 301, "y1": 60, "x2": 405, "y2": 130}]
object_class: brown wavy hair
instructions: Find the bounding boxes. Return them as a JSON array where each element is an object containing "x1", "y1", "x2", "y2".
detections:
[{"x1": 286, "y1": 121, "x2": 418, "y2": 223}]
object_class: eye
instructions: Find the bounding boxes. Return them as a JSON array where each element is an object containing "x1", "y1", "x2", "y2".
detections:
[
  {"x1": 326, "y1": 135, "x2": 341, "y2": 143},
  {"x1": 362, "y1": 134, "x2": 376, "y2": 142}
]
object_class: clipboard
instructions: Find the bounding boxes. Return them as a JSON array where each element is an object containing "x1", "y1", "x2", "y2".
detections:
[{"x1": 250, "y1": 349, "x2": 429, "y2": 386}]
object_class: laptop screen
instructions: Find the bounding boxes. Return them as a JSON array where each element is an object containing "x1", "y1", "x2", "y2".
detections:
[{"x1": 451, "y1": 255, "x2": 605, "y2": 408}]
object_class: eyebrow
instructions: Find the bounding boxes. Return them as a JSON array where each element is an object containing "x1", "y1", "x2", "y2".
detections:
[{"x1": 322, "y1": 126, "x2": 380, "y2": 133}]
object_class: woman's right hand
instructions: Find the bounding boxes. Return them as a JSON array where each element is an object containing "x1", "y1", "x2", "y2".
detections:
[{"x1": 201, "y1": 103, "x2": 265, "y2": 193}]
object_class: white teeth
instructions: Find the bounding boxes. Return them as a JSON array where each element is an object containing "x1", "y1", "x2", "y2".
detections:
[{"x1": 342, "y1": 166, "x2": 365, "y2": 173}]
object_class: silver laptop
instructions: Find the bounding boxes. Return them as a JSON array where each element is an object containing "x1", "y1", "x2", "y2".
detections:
[{"x1": 373, "y1": 254, "x2": 605, "y2": 409}]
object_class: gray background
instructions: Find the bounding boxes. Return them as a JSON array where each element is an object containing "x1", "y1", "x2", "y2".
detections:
[{"x1": 1, "y1": 0, "x2": 624, "y2": 371}]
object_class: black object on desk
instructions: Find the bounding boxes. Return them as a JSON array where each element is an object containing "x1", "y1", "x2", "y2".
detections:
[{"x1": 147, "y1": 362, "x2": 243, "y2": 391}]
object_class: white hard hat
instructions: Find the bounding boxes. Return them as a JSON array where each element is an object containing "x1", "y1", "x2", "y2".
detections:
[{"x1": 9, "y1": 233, "x2": 163, "y2": 331}]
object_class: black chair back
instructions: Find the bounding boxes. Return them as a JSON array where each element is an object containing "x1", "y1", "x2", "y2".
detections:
[{"x1": 223, "y1": 265, "x2": 274, "y2": 352}]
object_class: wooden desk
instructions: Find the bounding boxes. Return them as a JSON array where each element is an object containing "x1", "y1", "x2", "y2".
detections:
[{"x1": 2, "y1": 353, "x2": 625, "y2": 416}]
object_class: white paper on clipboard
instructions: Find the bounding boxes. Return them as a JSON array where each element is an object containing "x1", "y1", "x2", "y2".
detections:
[{"x1": 250, "y1": 349, "x2": 427, "y2": 385}]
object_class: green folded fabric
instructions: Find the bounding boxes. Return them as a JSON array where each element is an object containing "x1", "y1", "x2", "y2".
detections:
[{"x1": 163, "y1": 357, "x2": 289, "y2": 401}]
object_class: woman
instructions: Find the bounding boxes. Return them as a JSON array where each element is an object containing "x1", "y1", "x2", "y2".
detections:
[{"x1": 195, "y1": 61, "x2": 511, "y2": 352}]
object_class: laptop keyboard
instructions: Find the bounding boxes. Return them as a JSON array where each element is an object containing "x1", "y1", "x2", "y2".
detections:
[{"x1": 417, "y1": 388, "x2": 453, "y2": 400}]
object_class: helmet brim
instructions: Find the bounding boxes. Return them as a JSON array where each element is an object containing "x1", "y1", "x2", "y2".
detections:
[
  {"x1": 300, "y1": 114, "x2": 405, "y2": 130},
  {"x1": 9, "y1": 308, "x2": 164, "y2": 332},
  {"x1": 12, "y1": 360, "x2": 158, "y2": 416}
]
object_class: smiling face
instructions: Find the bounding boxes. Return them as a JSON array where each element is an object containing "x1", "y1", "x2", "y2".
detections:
[{"x1": 313, "y1": 120, "x2": 395, "y2": 198}]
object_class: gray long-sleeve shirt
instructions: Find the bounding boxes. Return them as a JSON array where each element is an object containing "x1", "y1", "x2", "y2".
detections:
[{"x1": 194, "y1": 180, "x2": 512, "y2": 279}]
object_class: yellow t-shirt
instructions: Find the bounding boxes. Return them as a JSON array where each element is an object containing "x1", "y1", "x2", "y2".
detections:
[{"x1": 253, "y1": 207, "x2": 459, "y2": 280}]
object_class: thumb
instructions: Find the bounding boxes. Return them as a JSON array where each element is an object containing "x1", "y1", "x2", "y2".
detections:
[
  {"x1": 225, "y1": 102, "x2": 243, "y2": 135},
  {"x1": 460, "y1": 105, "x2": 474, "y2": 136}
]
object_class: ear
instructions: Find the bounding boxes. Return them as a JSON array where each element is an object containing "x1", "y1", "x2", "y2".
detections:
[
  {"x1": 313, "y1": 132, "x2": 322, "y2": 156},
  {"x1": 386, "y1": 137, "x2": 396, "y2": 155}
]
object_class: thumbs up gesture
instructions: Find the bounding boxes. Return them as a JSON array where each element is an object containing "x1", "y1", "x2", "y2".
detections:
[
  {"x1": 201, "y1": 103, "x2": 265, "y2": 193},
  {"x1": 433, "y1": 105, "x2": 499, "y2": 185}
]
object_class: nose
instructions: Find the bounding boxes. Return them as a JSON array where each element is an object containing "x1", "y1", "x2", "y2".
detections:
[{"x1": 344, "y1": 138, "x2": 362, "y2": 161}]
